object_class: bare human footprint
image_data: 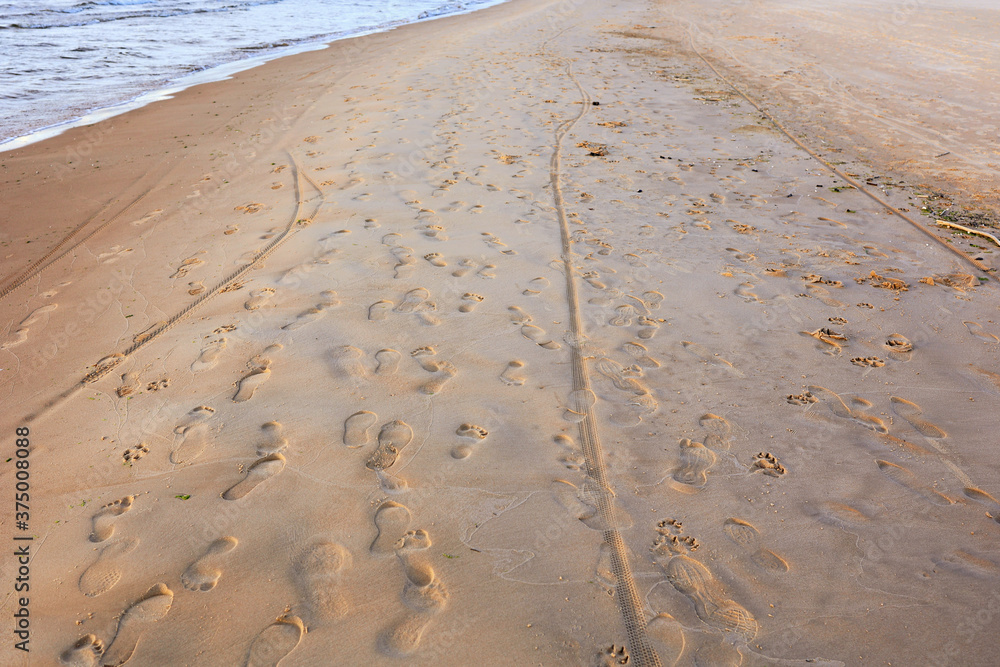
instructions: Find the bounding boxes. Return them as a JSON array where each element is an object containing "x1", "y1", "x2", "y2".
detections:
[
  {"x1": 245, "y1": 288, "x2": 276, "y2": 311},
  {"x1": 60, "y1": 635, "x2": 104, "y2": 667},
  {"x1": 375, "y1": 349, "x2": 401, "y2": 375},
  {"x1": 90, "y1": 496, "x2": 134, "y2": 543},
  {"x1": 297, "y1": 540, "x2": 351, "y2": 624},
  {"x1": 370, "y1": 501, "x2": 411, "y2": 557},
  {"x1": 191, "y1": 338, "x2": 227, "y2": 372},
  {"x1": 419, "y1": 360, "x2": 457, "y2": 395},
  {"x1": 344, "y1": 411, "x2": 378, "y2": 448},
  {"x1": 223, "y1": 454, "x2": 286, "y2": 500},
  {"x1": 234, "y1": 368, "x2": 271, "y2": 402},
  {"x1": 100, "y1": 584, "x2": 173, "y2": 666},
  {"x1": 171, "y1": 423, "x2": 210, "y2": 464},
  {"x1": 79, "y1": 537, "x2": 140, "y2": 598},
  {"x1": 257, "y1": 422, "x2": 288, "y2": 456},
  {"x1": 181, "y1": 537, "x2": 238, "y2": 592},
  {"x1": 366, "y1": 421, "x2": 413, "y2": 470},
  {"x1": 890, "y1": 397, "x2": 947, "y2": 438},
  {"x1": 246, "y1": 616, "x2": 305, "y2": 667},
  {"x1": 500, "y1": 360, "x2": 526, "y2": 386}
]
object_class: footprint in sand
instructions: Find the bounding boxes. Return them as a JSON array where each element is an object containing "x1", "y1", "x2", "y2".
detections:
[
  {"x1": 672, "y1": 439, "x2": 716, "y2": 488},
  {"x1": 734, "y1": 282, "x2": 760, "y2": 302},
  {"x1": 395, "y1": 287, "x2": 430, "y2": 313},
  {"x1": 60, "y1": 635, "x2": 105, "y2": 667},
  {"x1": 563, "y1": 389, "x2": 597, "y2": 423},
  {"x1": 964, "y1": 321, "x2": 999, "y2": 343},
  {"x1": 245, "y1": 288, "x2": 276, "y2": 311},
  {"x1": 171, "y1": 423, "x2": 210, "y2": 464},
  {"x1": 245, "y1": 616, "x2": 305, "y2": 667},
  {"x1": 366, "y1": 421, "x2": 413, "y2": 470},
  {"x1": 876, "y1": 459, "x2": 952, "y2": 506},
  {"x1": 963, "y1": 488, "x2": 1000, "y2": 524},
  {"x1": 375, "y1": 349, "x2": 401, "y2": 375},
  {"x1": 79, "y1": 537, "x2": 140, "y2": 597},
  {"x1": 223, "y1": 454, "x2": 286, "y2": 500},
  {"x1": 181, "y1": 537, "x2": 238, "y2": 592},
  {"x1": 371, "y1": 501, "x2": 412, "y2": 557},
  {"x1": 424, "y1": 253, "x2": 447, "y2": 267},
  {"x1": 723, "y1": 518, "x2": 788, "y2": 572},
  {"x1": 657, "y1": 552, "x2": 757, "y2": 640},
  {"x1": 459, "y1": 293, "x2": 484, "y2": 313},
  {"x1": 637, "y1": 316, "x2": 662, "y2": 340},
  {"x1": 890, "y1": 397, "x2": 947, "y2": 438},
  {"x1": 508, "y1": 306, "x2": 532, "y2": 324},
  {"x1": 90, "y1": 496, "x2": 134, "y2": 543},
  {"x1": 477, "y1": 264, "x2": 496, "y2": 279},
  {"x1": 452, "y1": 259, "x2": 476, "y2": 278},
  {"x1": 801, "y1": 327, "x2": 847, "y2": 356},
  {"x1": 883, "y1": 333, "x2": 913, "y2": 361},
  {"x1": 807, "y1": 385, "x2": 887, "y2": 433},
  {"x1": 344, "y1": 411, "x2": 378, "y2": 448},
  {"x1": 100, "y1": 584, "x2": 173, "y2": 666},
  {"x1": 609, "y1": 304, "x2": 636, "y2": 327},
  {"x1": 191, "y1": 338, "x2": 226, "y2": 373},
  {"x1": 419, "y1": 360, "x2": 457, "y2": 395},
  {"x1": 369, "y1": 300, "x2": 394, "y2": 321},
  {"x1": 398, "y1": 555, "x2": 449, "y2": 614},
  {"x1": 682, "y1": 341, "x2": 734, "y2": 370},
  {"x1": 554, "y1": 434, "x2": 585, "y2": 471},
  {"x1": 234, "y1": 369, "x2": 271, "y2": 402},
  {"x1": 451, "y1": 423, "x2": 489, "y2": 459},
  {"x1": 623, "y1": 342, "x2": 660, "y2": 368},
  {"x1": 522, "y1": 324, "x2": 561, "y2": 350},
  {"x1": 296, "y1": 540, "x2": 351, "y2": 624},
  {"x1": 699, "y1": 414, "x2": 732, "y2": 451},
  {"x1": 283, "y1": 303, "x2": 333, "y2": 330},
  {"x1": 330, "y1": 345, "x2": 367, "y2": 378},
  {"x1": 257, "y1": 422, "x2": 288, "y2": 456},
  {"x1": 522, "y1": 277, "x2": 549, "y2": 296},
  {"x1": 500, "y1": 360, "x2": 526, "y2": 386}
]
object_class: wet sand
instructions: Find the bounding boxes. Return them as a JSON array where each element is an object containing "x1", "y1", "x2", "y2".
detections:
[{"x1": 1, "y1": 0, "x2": 999, "y2": 665}]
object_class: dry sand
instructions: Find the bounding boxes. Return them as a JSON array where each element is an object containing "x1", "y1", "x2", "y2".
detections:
[{"x1": 1, "y1": 0, "x2": 1000, "y2": 665}]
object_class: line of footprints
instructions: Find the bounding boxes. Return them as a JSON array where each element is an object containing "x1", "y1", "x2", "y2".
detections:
[{"x1": 63, "y1": 497, "x2": 446, "y2": 665}]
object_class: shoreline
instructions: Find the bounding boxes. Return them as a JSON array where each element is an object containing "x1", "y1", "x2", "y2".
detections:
[
  {"x1": 0, "y1": 0, "x2": 510, "y2": 153},
  {"x1": 2, "y1": 0, "x2": 999, "y2": 664}
]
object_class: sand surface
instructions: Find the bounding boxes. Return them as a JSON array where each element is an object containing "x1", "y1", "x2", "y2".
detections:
[{"x1": 1, "y1": 0, "x2": 1000, "y2": 665}]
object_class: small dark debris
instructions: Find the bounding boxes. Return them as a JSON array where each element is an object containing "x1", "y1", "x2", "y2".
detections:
[{"x1": 592, "y1": 101, "x2": 600, "y2": 106}]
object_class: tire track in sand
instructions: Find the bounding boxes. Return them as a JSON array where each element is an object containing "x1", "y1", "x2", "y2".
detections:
[
  {"x1": 545, "y1": 32, "x2": 662, "y2": 667},
  {"x1": 26, "y1": 152, "x2": 321, "y2": 421},
  {"x1": 0, "y1": 164, "x2": 173, "y2": 301}
]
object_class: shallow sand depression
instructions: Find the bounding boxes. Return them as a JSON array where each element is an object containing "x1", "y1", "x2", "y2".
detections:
[{"x1": 1, "y1": 0, "x2": 999, "y2": 665}]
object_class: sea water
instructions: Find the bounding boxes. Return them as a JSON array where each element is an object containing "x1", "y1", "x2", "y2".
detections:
[{"x1": 0, "y1": 0, "x2": 505, "y2": 149}]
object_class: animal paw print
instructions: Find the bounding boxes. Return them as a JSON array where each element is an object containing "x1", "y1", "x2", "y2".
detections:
[
  {"x1": 595, "y1": 645, "x2": 629, "y2": 666},
  {"x1": 123, "y1": 443, "x2": 150, "y2": 464},
  {"x1": 829, "y1": 317, "x2": 848, "y2": 325},
  {"x1": 751, "y1": 452, "x2": 786, "y2": 477},
  {"x1": 214, "y1": 324, "x2": 237, "y2": 334},
  {"x1": 851, "y1": 356, "x2": 885, "y2": 368},
  {"x1": 652, "y1": 518, "x2": 699, "y2": 555},
  {"x1": 146, "y1": 379, "x2": 170, "y2": 392},
  {"x1": 786, "y1": 391, "x2": 817, "y2": 405}
]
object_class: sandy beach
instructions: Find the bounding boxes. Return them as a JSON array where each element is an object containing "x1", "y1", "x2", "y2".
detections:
[{"x1": 2, "y1": 0, "x2": 1000, "y2": 664}]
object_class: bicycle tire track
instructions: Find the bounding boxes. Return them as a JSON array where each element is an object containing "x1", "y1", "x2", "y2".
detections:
[
  {"x1": 26, "y1": 152, "x2": 318, "y2": 423},
  {"x1": 0, "y1": 164, "x2": 172, "y2": 301},
  {"x1": 546, "y1": 44, "x2": 663, "y2": 667}
]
